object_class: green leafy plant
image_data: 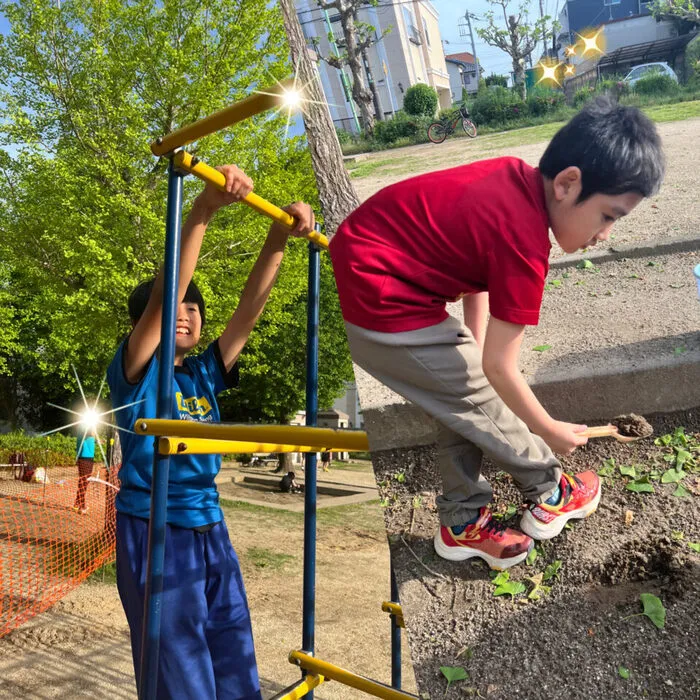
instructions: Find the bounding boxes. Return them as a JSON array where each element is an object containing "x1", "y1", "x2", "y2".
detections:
[
  {"x1": 623, "y1": 593, "x2": 666, "y2": 629},
  {"x1": 673, "y1": 484, "x2": 691, "y2": 497},
  {"x1": 618, "y1": 666, "x2": 630, "y2": 679},
  {"x1": 577, "y1": 259, "x2": 595, "y2": 270},
  {"x1": 661, "y1": 467, "x2": 686, "y2": 483},
  {"x1": 403, "y1": 83, "x2": 439, "y2": 117},
  {"x1": 542, "y1": 559, "x2": 562, "y2": 582},
  {"x1": 626, "y1": 476, "x2": 655, "y2": 493},
  {"x1": 688, "y1": 542, "x2": 700, "y2": 553},
  {"x1": 440, "y1": 666, "x2": 469, "y2": 696},
  {"x1": 619, "y1": 464, "x2": 637, "y2": 478},
  {"x1": 526, "y1": 572, "x2": 551, "y2": 600},
  {"x1": 532, "y1": 344, "x2": 552, "y2": 352},
  {"x1": 492, "y1": 571, "x2": 526, "y2": 598}
]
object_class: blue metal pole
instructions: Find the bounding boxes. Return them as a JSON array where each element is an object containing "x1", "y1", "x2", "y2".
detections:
[
  {"x1": 302, "y1": 226, "x2": 321, "y2": 698},
  {"x1": 139, "y1": 160, "x2": 184, "y2": 700},
  {"x1": 390, "y1": 564, "x2": 402, "y2": 689}
]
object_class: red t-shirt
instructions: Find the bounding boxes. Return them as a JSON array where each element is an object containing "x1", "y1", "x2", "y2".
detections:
[{"x1": 329, "y1": 157, "x2": 551, "y2": 333}]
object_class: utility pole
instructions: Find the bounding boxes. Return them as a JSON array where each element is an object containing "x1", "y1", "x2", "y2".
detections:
[{"x1": 459, "y1": 9, "x2": 481, "y2": 86}]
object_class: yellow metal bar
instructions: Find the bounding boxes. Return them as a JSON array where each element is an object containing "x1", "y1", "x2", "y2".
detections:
[
  {"x1": 151, "y1": 81, "x2": 293, "y2": 156},
  {"x1": 136, "y1": 419, "x2": 370, "y2": 452},
  {"x1": 268, "y1": 674, "x2": 325, "y2": 700},
  {"x1": 381, "y1": 602, "x2": 405, "y2": 628},
  {"x1": 158, "y1": 437, "x2": 329, "y2": 456},
  {"x1": 289, "y1": 651, "x2": 417, "y2": 700},
  {"x1": 172, "y1": 152, "x2": 329, "y2": 250}
]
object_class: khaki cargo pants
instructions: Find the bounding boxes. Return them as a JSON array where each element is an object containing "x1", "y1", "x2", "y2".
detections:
[{"x1": 346, "y1": 316, "x2": 561, "y2": 527}]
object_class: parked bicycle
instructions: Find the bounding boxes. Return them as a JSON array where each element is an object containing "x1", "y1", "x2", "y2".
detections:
[{"x1": 427, "y1": 105, "x2": 477, "y2": 144}]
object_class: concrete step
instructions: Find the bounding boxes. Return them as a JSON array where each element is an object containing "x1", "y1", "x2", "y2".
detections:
[{"x1": 356, "y1": 240, "x2": 700, "y2": 451}]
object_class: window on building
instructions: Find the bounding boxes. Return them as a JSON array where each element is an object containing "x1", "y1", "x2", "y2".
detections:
[
  {"x1": 422, "y1": 17, "x2": 431, "y2": 46},
  {"x1": 402, "y1": 7, "x2": 421, "y2": 44},
  {"x1": 603, "y1": 0, "x2": 621, "y2": 5}
]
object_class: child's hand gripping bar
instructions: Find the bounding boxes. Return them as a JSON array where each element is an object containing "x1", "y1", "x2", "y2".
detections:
[{"x1": 173, "y1": 151, "x2": 329, "y2": 249}]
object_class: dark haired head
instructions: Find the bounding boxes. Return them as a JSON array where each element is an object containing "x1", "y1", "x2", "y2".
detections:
[
  {"x1": 539, "y1": 96, "x2": 664, "y2": 202},
  {"x1": 128, "y1": 278, "x2": 206, "y2": 326}
]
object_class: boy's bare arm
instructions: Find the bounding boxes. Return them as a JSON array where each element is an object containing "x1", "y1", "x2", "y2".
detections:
[
  {"x1": 124, "y1": 166, "x2": 253, "y2": 384},
  {"x1": 462, "y1": 292, "x2": 488, "y2": 348},
  {"x1": 217, "y1": 202, "x2": 315, "y2": 373},
  {"x1": 482, "y1": 317, "x2": 588, "y2": 454}
]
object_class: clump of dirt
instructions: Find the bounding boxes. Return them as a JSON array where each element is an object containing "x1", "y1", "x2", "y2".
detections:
[{"x1": 612, "y1": 413, "x2": 654, "y2": 438}]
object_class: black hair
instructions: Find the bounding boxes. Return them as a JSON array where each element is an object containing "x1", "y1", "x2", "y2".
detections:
[
  {"x1": 539, "y1": 96, "x2": 664, "y2": 202},
  {"x1": 128, "y1": 278, "x2": 206, "y2": 326}
]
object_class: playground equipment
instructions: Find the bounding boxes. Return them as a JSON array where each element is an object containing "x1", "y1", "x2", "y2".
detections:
[{"x1": 139, "y1": 82, "x2": 415, "y2": 700}]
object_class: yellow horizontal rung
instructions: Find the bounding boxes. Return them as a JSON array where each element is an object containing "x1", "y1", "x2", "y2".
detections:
[
  {"x1": 158, "y1": 437, "x2": 331, "y2": 456},
  {"x1": 289, "y1": 651, "x2": 417, "y2": 700},
  {"x1": 136, "y1": 419, "x2": 370, "y2": 452},
  {"x1": 151, "y1": 80, "x2": 293, "y2": 156},
  {"x1": 173, "y1": 152, "x2": 329, "y2": 249},
  {"x1": 381, "y1": 602, "x2": 405, "y2": 628},
  {"x1": 268, "y1": 674, "x2": 325, "y2": 700}
]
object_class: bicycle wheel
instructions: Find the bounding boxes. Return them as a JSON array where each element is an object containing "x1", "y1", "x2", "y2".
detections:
[
  {"x1": 427, "y1": 122, "x2": 448, "y2": 144},
  {"x1": 462, "y1": 118, "x2": 477, "y2": 138}
]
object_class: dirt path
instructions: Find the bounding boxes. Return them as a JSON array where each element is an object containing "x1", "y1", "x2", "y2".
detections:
[
  {"x1": 349, "y1": 118, "x2": 700, "y2": 257},
  {"x1": 0, "y1": 464, "x2": 416, "y2": 699}
]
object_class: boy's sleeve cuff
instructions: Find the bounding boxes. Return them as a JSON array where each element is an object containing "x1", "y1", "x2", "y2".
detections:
[{"x1": 213, "y1": 339, "x2": 240, "y2": 389}]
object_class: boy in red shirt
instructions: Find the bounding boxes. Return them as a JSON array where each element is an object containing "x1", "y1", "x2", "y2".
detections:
[{"x1": 330, "y1": 98, "x2": 665, "y2": 570}]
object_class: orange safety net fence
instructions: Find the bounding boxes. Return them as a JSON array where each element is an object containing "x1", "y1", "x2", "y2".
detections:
[{"x1": 0, "y1": 452, "x2": 119, "y2": 638}]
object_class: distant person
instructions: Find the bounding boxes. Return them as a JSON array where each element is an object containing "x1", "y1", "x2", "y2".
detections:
[
  {"x1": 280, "y1": 471, "x2": 302, "y2": 494},
  {"x1": 321, "y1": 450, "x2": 331, "y2": 472},
  {"x1": 73, "y1": 431, "x2": 95, "y2": 514},
  {"x1": 330, "y1": 97, "x2": 664, "y2": 570}
]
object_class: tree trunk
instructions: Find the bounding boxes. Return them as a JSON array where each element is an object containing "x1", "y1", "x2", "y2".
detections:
[
  {"x1": 275, "y1": 451, "x2": 293, "y2": 473},
  {"x1": 340, "y1": 9, "x2": 375, "y2": 134},
  {"x1": 279, "y1": 0, "x2": 360, "y2": 236},
  {"x1": 362, "y1": 48, "x2": 384, "y2": 121}
]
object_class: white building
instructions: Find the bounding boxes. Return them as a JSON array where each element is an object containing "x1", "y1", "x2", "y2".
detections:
[
  {"x1": 297, "y1": 0, "x2": 452, "y2": 132},
  {"x1": 444, "y1": 51, "x2": 478, "y2": 100}
]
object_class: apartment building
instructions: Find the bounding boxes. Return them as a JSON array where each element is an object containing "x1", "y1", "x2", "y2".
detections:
[{"x1": 296, "y1": 0, "x2": 452, "y2": 132}]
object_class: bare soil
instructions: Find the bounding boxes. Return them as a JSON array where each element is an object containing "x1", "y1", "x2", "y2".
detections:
[
  {"x1": 0, "y1": 464, "x2": 416, "y2": 699},
  {"x1": 370, "y1": 409, "x2": 700, "y2": 699}
]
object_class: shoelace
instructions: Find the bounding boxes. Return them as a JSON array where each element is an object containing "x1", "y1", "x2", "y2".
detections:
[{"x1": 481, "y1": 514, "x2": 508, "y2": 536}]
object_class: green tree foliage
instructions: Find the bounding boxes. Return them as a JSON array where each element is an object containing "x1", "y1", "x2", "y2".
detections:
[
  {"x1": 650, "y1": 0, "x2": 700, "y2": 24},
  {"x1": 0, "y1": 0, "x2": 353, "y2": 428},
  {"x1": 476, "y1": 0, "x2": 549, "y2": 98},
  {"x1": 485, "y1": 74, "x2": 509, "y2": 87},
  {"x1": 402, "y1": 83, "x2": 438, "y2": 117}
]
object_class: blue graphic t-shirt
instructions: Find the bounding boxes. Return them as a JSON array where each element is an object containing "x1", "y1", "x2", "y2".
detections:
[{"x1": 107, "y1": 338, "x2": 239, "y2": 528}]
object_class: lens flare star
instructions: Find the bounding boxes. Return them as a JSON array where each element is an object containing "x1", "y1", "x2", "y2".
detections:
[
  {"x1": 43, "y1": 364, "x2": 145, "y2": 466},
  {"x1": 577, "y1": 28, "x2": 605, "y2": 57},
  {"x1": 564, "y1": 64, "x2": 576, "y2": 77},
  {"x1": 537, "y1": 61, "x2": 563, "y2": 86},
  {"x1": 564, "y1": 45, "x2": 577, "y2": 58},
  {"x1": 254, "y1": 67, "x2": 338, "y2": 139}
]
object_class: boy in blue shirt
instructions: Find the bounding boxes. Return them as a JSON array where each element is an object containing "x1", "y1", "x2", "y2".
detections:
[{"x1": 107, "y1": 164, "x2": 315, "y2": 700}]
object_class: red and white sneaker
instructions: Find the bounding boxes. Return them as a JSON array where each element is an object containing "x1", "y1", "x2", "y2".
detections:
[
  {"x1": 434, "y1": 507, "x2": 534, "y2": 570},
  {"x1": 520, "y1": 471, "x2": 601, "y2": 540}
]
